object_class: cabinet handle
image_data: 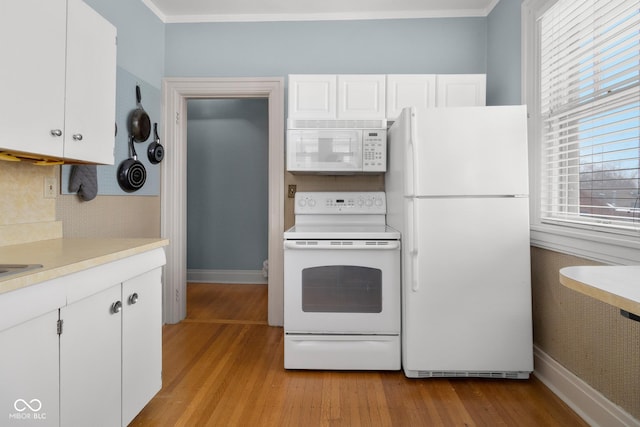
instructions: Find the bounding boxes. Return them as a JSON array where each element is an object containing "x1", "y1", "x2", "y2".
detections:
[
  {"x1": 72, "y1": 133, "x2": 83, "y2": 141},
  {"x1": 111, "y1": 300, "x2": 122, "y2": 314},
  {"x1": 50, "y1": 129, "x2": 62, "y2": 137},
  {"x1": 128, "y1": 293, "x2": 139, "y2": 305}
]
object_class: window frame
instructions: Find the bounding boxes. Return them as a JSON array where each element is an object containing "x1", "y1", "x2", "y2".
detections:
[{"x1": 522, "y1": 0, "x2": 640, "y2": 265}]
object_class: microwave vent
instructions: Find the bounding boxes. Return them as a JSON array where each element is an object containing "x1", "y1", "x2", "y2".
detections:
[{"x1": 288, "y1": 118, "x2": 387, "y2": 130}]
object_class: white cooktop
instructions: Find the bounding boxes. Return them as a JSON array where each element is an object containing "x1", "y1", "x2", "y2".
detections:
[
  {"x1": 285, "y1": 192, "x2": 400, "y2": 240},
  {"x1": 285, "y1": 223, "x2": 400, "y2": 240}
]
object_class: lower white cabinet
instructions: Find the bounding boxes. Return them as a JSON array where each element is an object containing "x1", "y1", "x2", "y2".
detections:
[
  {"x1": 122, "y1": 269, "x2": 162, "y2": 426},
  {"x1": 0, "y1": 310, "x2": 60, "y2": 427},
  {"x1": 60, "y1": 284, "x2": 121, "y2": 426},
  {"x1": 0, "y1": 245, "x2": 165, "y2": 427},
  {"x1": 60, "y1": 268, "x2": 162, "y2": 426}
]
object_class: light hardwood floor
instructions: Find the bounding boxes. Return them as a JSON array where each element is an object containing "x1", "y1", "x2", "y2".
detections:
[{"x1": 130, "y1": 283, "x2": 588, "y2": 426}]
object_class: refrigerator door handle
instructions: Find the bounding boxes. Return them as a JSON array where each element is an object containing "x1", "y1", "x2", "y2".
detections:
[
  {"x1": 408, "y1": 198, "x2": 420, "y2": 292},
  {"x1": 405, "y1": 107, "x2": 417, "y2": 197}
]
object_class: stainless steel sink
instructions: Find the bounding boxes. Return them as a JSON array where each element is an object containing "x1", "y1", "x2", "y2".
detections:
[{"x1": 0, "y1": 264, "x2": 43, "y2": 278}]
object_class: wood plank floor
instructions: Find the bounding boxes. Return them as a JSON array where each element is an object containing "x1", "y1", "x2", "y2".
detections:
[{"x1": 130, "y1": 283, "x2": 588, "y2": 426}]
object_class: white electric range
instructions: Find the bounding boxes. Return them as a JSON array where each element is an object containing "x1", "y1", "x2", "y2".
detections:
[{"x1": 283, "y1": 191, "x2": 401, "y2": 370}]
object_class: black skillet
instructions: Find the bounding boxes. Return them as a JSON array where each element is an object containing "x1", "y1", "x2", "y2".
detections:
[
  {"x1": 128, "y1": 85, "x2": 151, "y2": 142},
  {"x1": 117, "y1": 135, "x2": 146, "y2": 192},
  {"x1": 147, "y1": 123, "x2": 165, "y2": 164}
]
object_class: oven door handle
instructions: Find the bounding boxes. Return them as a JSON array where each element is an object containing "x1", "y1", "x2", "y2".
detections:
[{"x1": 284, "y1": 241, "x2": 400, "y2": 250}]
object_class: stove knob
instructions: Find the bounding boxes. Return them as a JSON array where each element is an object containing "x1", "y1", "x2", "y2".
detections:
[
  {"x1": 375, "y1": 198, "x2": 383, "y2": 206},
  {"x1": 365, "y1": 198, "x2": 373, "y2": 207},
  {"x1": 308, "y1": 199, "x2": 316, "y2": 207},
  {"x1": 357, "y1": 198, "x2": 364, "y2": 207},
  {"x1": 298, "y1": 199, "x2": 306, "y2": 207}
]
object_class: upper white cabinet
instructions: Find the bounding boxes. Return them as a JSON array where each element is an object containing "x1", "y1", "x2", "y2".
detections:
[
  {"x1": 386, "y1": 74, "x2": 486, "y2": 120},
  {"x1": 337, "y1": 75, "x2": 386, "y2": 120},
  {"x1": 288, "y1": 75, "x2": 337, "y2": 120},
  {"x1": 436, "y1": 74, "x2": 486, "y2": 107},
  {"x1": 386, "y1": 75, "x2": 437, "y2": 120},
  {"x1": 290, "y1": 74, "x2": 486, "y2": 122},
  {"x1": 0, "y1": 0, "x2": 67, "y2": 160},
  {"x1": 288, "y1": 74, "x2": 386, "y2": 120},
  {"x1": 0, "y1": 0, "x2": 117, "y2": 164},
  {"x1": 64, "y1": 0, "x2": 117, "y2": 164}
]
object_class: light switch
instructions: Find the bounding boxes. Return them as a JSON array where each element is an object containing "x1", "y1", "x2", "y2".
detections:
[{"x1": 44, "y1": 177, "x2": 57, "y2": 198}]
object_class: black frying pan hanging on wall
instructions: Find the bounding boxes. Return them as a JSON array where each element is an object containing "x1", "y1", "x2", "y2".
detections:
[
  {"x1": 128, "y1": 85, "x2": 151, "y2": 142},
  {"x1": 117, "y1": 135, "x2": 146, "y2": 192},
  {"x1": 147, "y1": 123, "x2": 165, "y2": 164}
]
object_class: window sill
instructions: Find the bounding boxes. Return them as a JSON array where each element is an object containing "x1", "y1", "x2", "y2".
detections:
[{"x1": 530, "y1": 224, "x2": 640, "y2": 265}]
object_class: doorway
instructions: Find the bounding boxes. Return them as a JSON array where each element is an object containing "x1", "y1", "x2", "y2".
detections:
[
  {"x1": 186, "y1": 98, "x2": 269, "y2": 285},
  {"x1": 161, "y1": 77, "x2": 285, "y2": 326}
]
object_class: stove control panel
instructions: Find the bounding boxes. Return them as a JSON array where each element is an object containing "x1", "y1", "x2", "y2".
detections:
[{"x1": 295, "y1": 192, "x2": 386, "y2": 214}]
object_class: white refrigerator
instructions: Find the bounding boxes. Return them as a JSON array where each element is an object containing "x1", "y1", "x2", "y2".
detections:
[{"x1": 386, "y1": 106, "x2": 533, "y2": 379}]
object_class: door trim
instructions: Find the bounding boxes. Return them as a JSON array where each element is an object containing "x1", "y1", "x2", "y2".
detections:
[{"x1": 161, "y1": 77, "x2": 285, "y2": 326}]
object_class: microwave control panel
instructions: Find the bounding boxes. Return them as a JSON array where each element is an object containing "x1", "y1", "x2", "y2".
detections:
[{"x1": 362, "y1": 130, "x2": 387, "y2": 172}]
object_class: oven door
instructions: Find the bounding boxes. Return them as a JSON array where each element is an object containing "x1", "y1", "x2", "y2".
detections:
[{"x1": 284, "y1": 239, "x2": 400, "y2": 334}]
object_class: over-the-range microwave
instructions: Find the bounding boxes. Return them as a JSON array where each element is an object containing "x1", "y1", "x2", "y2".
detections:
[{"x1": 286, "y1": 127, "x2": 387, "y2": 174}]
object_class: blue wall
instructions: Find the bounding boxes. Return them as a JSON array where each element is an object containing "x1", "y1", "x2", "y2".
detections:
[
  {"x1": 165, "y1": 18, "x2": 488, "y2": 77},
  {"x1": 86, "y1": 0, "x2": 165, "y2": 87},
  {"x1": 186, "y1": 99, "x2": 269, "y2": 271},
  {"x1": 487, "y1": 0, "x2": 522, "y2": 105}
]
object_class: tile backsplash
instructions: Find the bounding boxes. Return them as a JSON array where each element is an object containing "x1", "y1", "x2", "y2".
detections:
[{"x1": 0, "y1": 161, "x2": 62, "y2": 246}]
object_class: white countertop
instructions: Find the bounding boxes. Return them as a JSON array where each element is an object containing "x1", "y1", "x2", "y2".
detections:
[
  {"x1": 559, "y1": 265, "x2": 640, "y2": 317},
  {"x1": 0, "y1": 238, "x2": 169, "y2": 295}
]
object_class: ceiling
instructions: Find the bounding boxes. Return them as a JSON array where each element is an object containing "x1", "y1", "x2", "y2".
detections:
[{"x1": 142, "y1": 0, "x2": 500, "y2": 23}]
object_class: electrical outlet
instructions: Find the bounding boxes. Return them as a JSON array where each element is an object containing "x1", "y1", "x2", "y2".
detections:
[
  {"x1": 288, "y1": 184, "x2": 297, "y2": 198},
  {"x1": 44, "y1": 177, "x2": 57, "y2": 199}
]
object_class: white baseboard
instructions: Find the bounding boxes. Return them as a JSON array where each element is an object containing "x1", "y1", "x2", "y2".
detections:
[
  {"x1": 187, "y1": 269, "x2": 267, "y2": 284},
  {"x1": 534, "y1": 345, "x2": 639, "y2": 427}
]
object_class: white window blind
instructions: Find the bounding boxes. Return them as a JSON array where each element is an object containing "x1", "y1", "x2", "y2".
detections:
[{"x1": 539, "y1": 0, "x2": 640, "y2": 233}]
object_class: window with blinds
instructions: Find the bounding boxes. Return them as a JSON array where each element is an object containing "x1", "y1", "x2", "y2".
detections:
[{"x1": 538, "y1": 0, "x2": 640, "y2": 233}]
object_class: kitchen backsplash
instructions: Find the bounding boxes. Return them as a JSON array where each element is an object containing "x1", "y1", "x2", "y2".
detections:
[
  {"x1": 0, "y1": 159, "x2": 161, "y2": 246},
  {"x1": 0, "y1": 161, "x2": 62, "y2": 246}
]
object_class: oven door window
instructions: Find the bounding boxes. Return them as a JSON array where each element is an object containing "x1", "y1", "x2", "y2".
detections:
[{"x1": 301, "y1": 265, "x2": 382, "y2": 313}]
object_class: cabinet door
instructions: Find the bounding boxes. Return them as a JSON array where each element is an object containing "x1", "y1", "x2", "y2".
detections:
[
  {"x1": 288, "y1": 75, "x2": 336, "y2": 120},
  {"x1": 122, "y1": 268, "x2": 163, "y2": 426},
  {"x1": 0, "y1": 311, "x2": 59, "y2": 427},
  {"x1": 386, "y1": 75, "x2": 436, "y2": 120},
  {"x1": 337, "y1": 75, "x2": 386, "y2": 119},
  {"x1": 436, "y1": 74, "x2": 486, "y2": 107},
  {"x1": 0, "y1": 0, "x2": 66, "y2": 158},
  {"x1": 60, "y1": 284, "x2": 121, "y2": 427},
  {"x1": 64, "y1": 0, "x2": 117, "y2": 164}
]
